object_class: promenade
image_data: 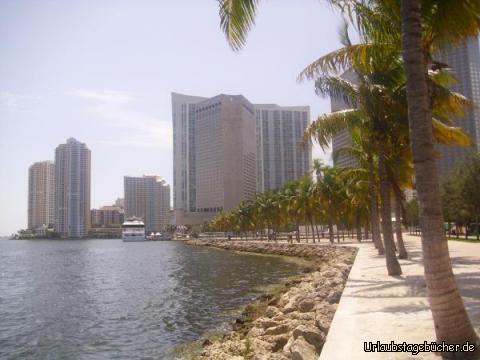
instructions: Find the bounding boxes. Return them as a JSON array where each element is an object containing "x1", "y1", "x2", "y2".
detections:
[{"x1": 320, "y1": 234, "x2": 480, "y2": 359}]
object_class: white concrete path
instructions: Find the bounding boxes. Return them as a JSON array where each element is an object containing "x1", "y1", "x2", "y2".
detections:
[{"x1": 319, "y1": 235, "x2": 480, "y2": 359}]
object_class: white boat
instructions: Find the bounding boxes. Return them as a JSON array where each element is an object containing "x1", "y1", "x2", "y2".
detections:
[{"x1": 122, "y1": 219, "x2": 146, "y2": 242}]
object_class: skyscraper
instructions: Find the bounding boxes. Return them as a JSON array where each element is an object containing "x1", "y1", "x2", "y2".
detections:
[
  {"x1": 254, "y1": 104, "x2": 312, "y2": 192},
  {"x1": 28, "y1": 161, "x2": 55, "y2": 230},
  {"x1": 172, "y1": 92, "x2": 257, "y2": 225},
  {"x1": 436, "y1": 36, "x2": 480, "y2": 176},
  {"x1": 331, "y1": 70, "x2": 358, "y2": 168},
  {"x1": 54, "y1": 138, "x2": 91, "y2": 238},
  {"x1": 124, "y1": 175, "x2": 170, "y2": 233}
]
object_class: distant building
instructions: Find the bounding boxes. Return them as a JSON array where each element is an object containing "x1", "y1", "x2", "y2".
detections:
[
  {"x1": 28, "y1": 161, "x2": 55, "y2": 230},
  {"x1": 254, "y1": 104, "x2": 312, "y2": 192},
  {"x1": 331, "y1": 70, "x2": 358, "y2": 168},
  {"x1": 172, "y1": 93, "x2": 257, "y2": 225},
  {"x1": 124, "y1": 175, "x2": 170, "y2": 233},
  {"x1": 54, "y1": 138, "x2": 91, "y2": 238},
  {"x1": 114, "y1": 198, "x2": 124, "y2": 209},
  {"x1": 90, "y1": 205, "x2": 124, "y2": 227},
  {"x1": 436, "y1": 36, "x2": 480, "y2": 176}
]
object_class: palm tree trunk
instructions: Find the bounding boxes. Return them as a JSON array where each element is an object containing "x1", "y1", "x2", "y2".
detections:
[
  {"x1": 368, "y1": 154, "x2": 385, "y2": 254},
  {"x1": 394, "y1": 192, "x2": 408, "y2": 259},
  {"x1": 356, "y1": 212, "x2": 362, "y2": 242},
  {"x1": 328, "y1": 214, "x2": 334, "y2": 244},
  {"x1": 305, "y1": 221, "x2": 309, "y2": 243},
  {"x1": 400, "y1": 0, "x2": 479, "y2": 353},
  {"x1": 310, "y1": 218, "x2": 316, "y2": 243},
  {"x1": 295, "y1": 221, "x2": 300, "y2": 242},
  {"x1": 378, "y1": 148, "x2": 402, "y2": 276}
]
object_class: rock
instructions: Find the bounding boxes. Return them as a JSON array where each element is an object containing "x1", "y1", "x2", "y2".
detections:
[
  {"x1": 290, "y1": 336, "x2": 318, "y2": 360},
  {"x1": 265, "y1": 306, "x2": 281, "y2": 318},
  {"x1": 264, "y1": 323, "x2": 290, "y2": 336},
  {"x1": 267, "y1": 334, "x2": 289, "y2": 352},
  {"x1": 248, "y1": 326, "x2": 265, "y2": 337},
  {"x1": 292, "y1": 324, "x2": 325, "y2": 352},
  {"x1": 298, "y1": 299, "x2": 315, "y2": 312},
  {"x1": 202, "y1": 338, "x2": 212, "y2": 347},
  {"x1": 315, "y1": 317, "x2": 330, "y2": 333},
  {"x1": 255, "y1": 318, "x2": 282, "y2": 329},
  {"x1": 283, "y1": 336, "x2": 295, "y2": 353},
  {"x1": 326, "y1": 288, "x2": 342, "y2": 304}
]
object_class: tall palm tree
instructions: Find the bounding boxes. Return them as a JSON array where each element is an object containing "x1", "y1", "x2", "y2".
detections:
[{"x1": 397, "y1": 0, "x2": 480, "y2": 353}]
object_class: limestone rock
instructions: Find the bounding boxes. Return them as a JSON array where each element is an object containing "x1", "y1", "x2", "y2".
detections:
[
  {"x1": 298, "y1": 299, "x2": 315, "y2": 312},
  {"x1": 264, "y1": 323, "x2": 290, "y2": 336},
  {"x1": 292, "y1": 324, "x2": 325, "y2": 351},
  {"x1": 265, "y1": 306, "x2": 281, "y2": 318},
  {"x1": 290, "y1": 336, "x2": 317, "y2": 360}
]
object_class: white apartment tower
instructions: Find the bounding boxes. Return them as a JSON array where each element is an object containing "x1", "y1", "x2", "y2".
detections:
[
  {"x1": 172, "y1": 93, "x2": 257, "y2": 225},
  {"x1": 124, "y1": 175, "x2": 170, "y2": 233},
  {"x1": 28, "y1": 161, "x2": 55, "y2": 229},
  {"x1": 54, "y1": 138, "x2": 91, "y2": 238},
  {"x1": 254, "y1": 104, "x2": 312, "y2": 192}
]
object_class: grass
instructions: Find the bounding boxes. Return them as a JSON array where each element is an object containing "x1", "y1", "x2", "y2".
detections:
[{"x1": 447, "y1": 236, "x2": 480, "y2": 243}]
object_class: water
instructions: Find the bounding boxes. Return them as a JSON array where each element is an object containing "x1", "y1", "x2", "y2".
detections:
[{"x1": 0, "y1": 239, "x2": 304, "y2": 359}]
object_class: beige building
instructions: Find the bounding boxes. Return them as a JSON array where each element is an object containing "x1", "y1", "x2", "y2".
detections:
[
  {"x1": 54, "y1": 138, "x2": 91, "y2": 238},
  {"x1": 90, "y1": 205, "x2": 124, "y2": 227},
  {"x1": 28, "y1": 161, "x2": 55, "y2": 230},
  {"x1": 172, "y1": 93, "x2": 257, "y2": 225},
  {"x1": 254, "y1": 104, "x2": 312, "y2": 192},
  {"x1": 124, "y1": 175, "x2": 170, "y2": 233}
]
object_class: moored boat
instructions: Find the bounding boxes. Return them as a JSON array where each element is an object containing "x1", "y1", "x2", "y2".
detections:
[{"x1": 122, "y1": 219, "x2": 145, "y2": 242}]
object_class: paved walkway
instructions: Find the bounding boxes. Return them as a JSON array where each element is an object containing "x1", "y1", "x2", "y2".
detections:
[{"x1": 319, "y1": 234, "x2": 480, "y2": 359}]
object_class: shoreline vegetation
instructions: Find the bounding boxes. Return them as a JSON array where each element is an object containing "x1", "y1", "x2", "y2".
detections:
[{"x1": 183, "y1": 240, "x2": 356, "y2": 360}]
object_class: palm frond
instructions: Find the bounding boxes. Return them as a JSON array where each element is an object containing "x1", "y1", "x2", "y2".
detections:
[
  {"x1": 298, "y1": 43, "x2": 396, "y2": 81},
  {"x1": 314, "y1": 76, "x2": 358, "y2": 106},
  {"x1": 432, "y1": 118, "x2": 472, "y2": 146},
  {"x1": 219, "y1": 0, "x2": 259, "y2": 51},
  {"x1": 304, "y1": 109, "x2": 363, "y2": 149}
]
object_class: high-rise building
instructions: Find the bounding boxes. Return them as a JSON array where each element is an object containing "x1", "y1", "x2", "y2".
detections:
[
  {"x1": 54, "y1": 138, "x2": 91, "y2": 238},
  {"x1": 90, "y1": 205, "x2": 125, "y2": 227},
  {"x1": 436, "y1": 36, "x2": 480, "y2": 176},
  {"x1": 28, "y1": 161, "x2": 55, "y2": 230},
  {"x1": 124, "y1": 175, "x2": 170, "y2": 233},
  {"x1": 172, "y1": 92, "x2": 257, "y2": 225},
  {"x1": 254, "y1": 104, "x2": 312, "y2": 192},
  {"x1": 331, "y1": 70, "x2": 358, "y2": 168}
]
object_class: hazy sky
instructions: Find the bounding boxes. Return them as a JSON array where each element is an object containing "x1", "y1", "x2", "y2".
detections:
[{"x1": 0, "y1": 0, "x2": 348, "y2": 235}]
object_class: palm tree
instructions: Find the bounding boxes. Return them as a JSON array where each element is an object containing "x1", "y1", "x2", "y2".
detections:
[{"x1": 398, "y1": 0, "x2": 480, "y2": 352}]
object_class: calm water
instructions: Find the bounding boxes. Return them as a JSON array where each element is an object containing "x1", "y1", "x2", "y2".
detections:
[{"x1": 0, "y1": 239, "x2": 303, "y2": 359}]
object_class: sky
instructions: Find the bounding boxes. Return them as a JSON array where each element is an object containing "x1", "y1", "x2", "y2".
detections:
[{"x1": 0, "y1": 0, "x2": 349, "y2": 235}]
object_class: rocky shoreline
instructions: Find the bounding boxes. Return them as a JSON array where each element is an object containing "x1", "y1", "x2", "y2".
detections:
[{"x1": 185, "y1": 240, "x2": 357, "y2": 360}]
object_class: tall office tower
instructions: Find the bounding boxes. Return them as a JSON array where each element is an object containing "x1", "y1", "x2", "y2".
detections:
[
  {"x1": 54, "y1": 138, "x2": 91, "y2": 238},
  {"x1": 124, "y1": 175, "x2": 170, "y2": 233},
  {"x1": 331, "y1": 70, "x2": 359, "y2": 168},
  {"x1": 254, "y1": 104, "x2": 312, "y2": 192},
  {"x1": 172, "y1": 93, "x2": 257, "y2": 225},
  {"x1": 436, "y1": 37, "x2": 480, "y2": 176},
  {"x1": 28, "y1": 161, "x2": 55, "y2": 229}
]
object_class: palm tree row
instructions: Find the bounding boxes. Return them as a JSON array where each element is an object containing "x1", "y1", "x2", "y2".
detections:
[
  {"x1": 216, "y1": 0, "x2": 480, "y2": 354},
  {"x1": 208, "y1": 160, "x2": 371, "y2": 244}
]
